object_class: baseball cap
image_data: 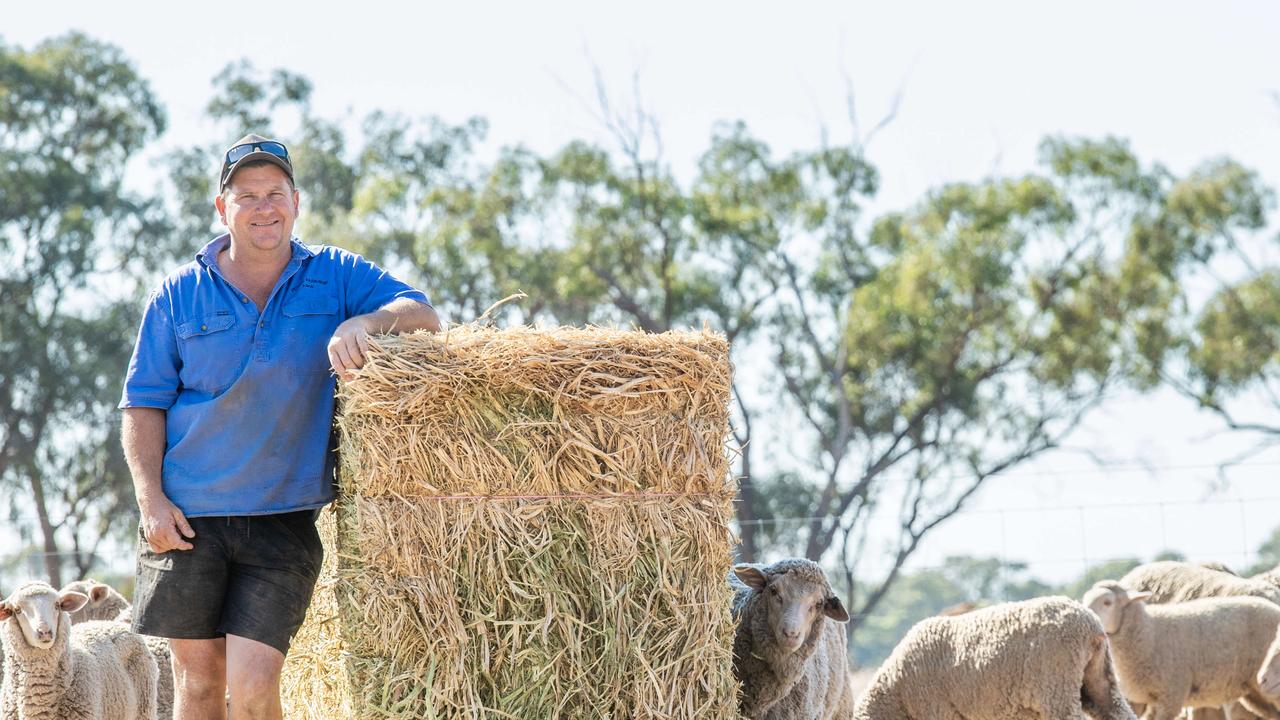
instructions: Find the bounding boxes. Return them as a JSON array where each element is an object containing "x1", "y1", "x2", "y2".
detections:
[{"x1": 219, "y1": 134, "x2": 294, "y2": 192}]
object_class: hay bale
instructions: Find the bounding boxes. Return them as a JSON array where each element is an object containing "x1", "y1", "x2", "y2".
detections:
[{"x1": 282, "y1": 326, "x2": 740, "y2": 719}]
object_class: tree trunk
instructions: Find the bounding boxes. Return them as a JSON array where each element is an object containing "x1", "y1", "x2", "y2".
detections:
[
  {"x1": 734, "y1": 450, "x2": 760, "y2": 562},
  {"x1": 28, "y1": 468, "x2": 63, "y2": 588},
  {"x1": 730, "y1": 383, "x2": 760, "y2": 562}
]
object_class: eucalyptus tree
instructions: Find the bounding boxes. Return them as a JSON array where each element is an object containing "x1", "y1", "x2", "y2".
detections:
[
  {"x1": 698, "y1": 134, "x2": 1271, "y2": 632},
  {"x1": 0, "y1": 33, "x2": 166, "y2": 585}
]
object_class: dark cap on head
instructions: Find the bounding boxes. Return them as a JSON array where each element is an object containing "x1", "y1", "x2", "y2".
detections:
[{"x1": 219, "y1": 133, "x2": 294, "y2": 192}]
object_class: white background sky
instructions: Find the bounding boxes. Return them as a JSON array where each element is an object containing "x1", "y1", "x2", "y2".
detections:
[{"x1": 8, "y1": 0, "x2": 1280, "y2": 585}]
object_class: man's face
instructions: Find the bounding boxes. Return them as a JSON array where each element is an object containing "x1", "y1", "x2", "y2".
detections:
[{"x1": 215, "y1": 164, "x2": 300, "y2": 254}]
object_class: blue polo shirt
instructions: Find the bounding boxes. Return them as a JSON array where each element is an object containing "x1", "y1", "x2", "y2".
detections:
[{"x1": 119, "y1": 234, "x2": 430, "y2": 517}]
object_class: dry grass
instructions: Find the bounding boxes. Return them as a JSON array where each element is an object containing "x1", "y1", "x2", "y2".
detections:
[{"x1": 282, "y1": 326, "x2": 740, "y2": 719}]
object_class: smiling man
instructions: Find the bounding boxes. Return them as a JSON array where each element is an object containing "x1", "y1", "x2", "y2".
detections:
[{"x1": 119, "y1": 134, "x2": 440, "y2": 719}]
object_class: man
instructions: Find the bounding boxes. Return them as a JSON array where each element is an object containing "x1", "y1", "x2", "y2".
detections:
[{"x1": 119, "y1": 134, "x2": 440, "y2": 719}]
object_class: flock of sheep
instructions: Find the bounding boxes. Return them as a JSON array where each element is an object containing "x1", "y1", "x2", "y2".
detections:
[
  {"x1": 0, "y1": 579, "x2": 173, "y2": 720},
  {"x1": 730, "y1": 558, "x2": 1280, "y2": 720},
  {"x1": 5, "y1": 557, "x2": 1280, "y2": 719}
]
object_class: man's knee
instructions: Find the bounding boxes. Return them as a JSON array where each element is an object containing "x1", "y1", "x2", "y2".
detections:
[
  {"x1": 170, "y1": 638, "x2": 227, "y2": 700},
  {"x1": 226, "y1": 634, "x2": 285, "y2": 709}
]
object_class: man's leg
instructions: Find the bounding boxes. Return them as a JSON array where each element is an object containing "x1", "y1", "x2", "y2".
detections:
[
  {"x1": 221, "y1": 511, "x2": 323, "y2": 720},
  {"x1": 170, "y1": 637, "x2": 228, "y2": 720},
  {"x1": 132, "y1": 515, "x2": 232, "y2": 718},
  {"x1": 226, "y1": 634, "x2": 285, "y2": 720}
]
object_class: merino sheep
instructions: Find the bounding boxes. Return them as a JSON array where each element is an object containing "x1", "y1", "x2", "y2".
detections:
[
  {"x1": 1257, "y1": 627, "x2": 1280, "y2": 700},
  {"x1": 731, "y1": 559, "x2": 854, "y2": 719},
  {"x1": 935, "y1": 600, "x2": 978, "y2": 617},
  {"x1": 134, "y1": 636, "x2": 172, "y2": 720},
  {"x1": 1199, "y1": 561, "x2": 1238, "y2": 576},
  {"x1": 0, "y1": 582, "x2": 157, "y2": 720},
  {"x1": 853, "y1": 596, "x2": 1136, "y2": 720},
  {"x1": 1083, "y1": 581, "x2": 1280, "y2": 720},
  {"x1": 59, "y1": 581, "x2": 172, "y2": 720},
  {"x1": 1254, "y1": 565, "x2": 1280, "y2": 593},
  {"x1": 60, "y1": 580, "x2": 131, "y2": 626},
  {"x1": 1122, "y1": 560, "x2": 1280, "y2": 720},
  {"x1": 1120, "y1": 561, "x2": 1280, "y2": 605}
]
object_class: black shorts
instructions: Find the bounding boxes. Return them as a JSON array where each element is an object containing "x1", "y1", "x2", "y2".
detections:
[{"x1": 131, "y1": 510, "x2": 323, "y2": 656}]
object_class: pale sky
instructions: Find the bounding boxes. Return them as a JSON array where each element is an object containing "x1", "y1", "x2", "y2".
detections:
[{"x1": 8, "y1": 0, "x2": 1280, "y2": 585}]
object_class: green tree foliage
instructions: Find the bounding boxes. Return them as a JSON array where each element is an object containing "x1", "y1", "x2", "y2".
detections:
[
  {"x1": 1117, "y1": 156, "x2": 1278, "y2": 461},
  {"x1": 714, "y1": 136, "x2": 1271, "y2": 635},
  {"x1": 0, "y1": 33, "x2": 166, "y2": 586}
]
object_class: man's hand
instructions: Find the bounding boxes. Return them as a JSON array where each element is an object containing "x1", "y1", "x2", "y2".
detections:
[
  {"x1": 139, "y1": 495, "x2": 195, "y2": 553},
  {"x1": 329, "y1": 301, "x2": 439, "y2": 381},
  {"x1": 328, "y1": 316, "x2": 372, "y2": 381}
]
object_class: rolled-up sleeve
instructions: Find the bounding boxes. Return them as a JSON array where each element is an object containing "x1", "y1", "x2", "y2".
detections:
[
  {"x1": 119, "y1": 290, "x2": 181, "y2": 409},
  {"x1": 341, "y1": 251, "x2": 431, "y2": 318}
]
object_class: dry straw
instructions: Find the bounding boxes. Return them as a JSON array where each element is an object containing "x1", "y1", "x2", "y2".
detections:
[{"x1": 281, "y1": 325, "x2": 740, "y2": 719}]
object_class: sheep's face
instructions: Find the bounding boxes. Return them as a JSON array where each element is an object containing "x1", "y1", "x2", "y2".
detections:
[
  {"x1": 734, "y1": 564, "x2": 849, "y2": 655},
  {"x1": 0, "y1": 582, "x2": 88, "y2": 650},
  {"x1": 1082, "y1": 586, "x2": 1122, "y2": 634},
  {"x1": 1082, "y1": 583, "x2": 1149, "y2": 635},
  {"x1": 1258, "y1": 629, "x2": 1280, "y2": 697}
]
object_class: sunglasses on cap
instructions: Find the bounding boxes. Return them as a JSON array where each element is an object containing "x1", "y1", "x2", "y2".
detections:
[{"x1": 225, "y1": 140, "x2": 290, "y2": 165}]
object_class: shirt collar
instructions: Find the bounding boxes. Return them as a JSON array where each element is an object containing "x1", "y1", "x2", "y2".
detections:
[{"x1": 195, "y1": 234, "x2": 316, "y2": 269}]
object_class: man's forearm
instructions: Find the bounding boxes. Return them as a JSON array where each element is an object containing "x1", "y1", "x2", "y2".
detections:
[
  {"x1": 122, "y1": 407, "x2": 167, "y2": 507},
  {"x1": 362, "y1": 298, "x2": 441, "y2": 334}
]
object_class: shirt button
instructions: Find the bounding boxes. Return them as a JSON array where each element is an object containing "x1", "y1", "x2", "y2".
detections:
[
  {"x1": 200, "y1": 324, "x2": 207, "y2": 331},
  {"x1": 241, "y1": 296, "x2": 249, "y2": 303},
  {"x1": 259, "y1": 322, "x2": 265, "y2": 328}
]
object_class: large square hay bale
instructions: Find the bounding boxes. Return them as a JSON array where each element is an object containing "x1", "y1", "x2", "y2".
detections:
[{"x1": 282, "y1": 326, "x2": 740, "y2": 719}]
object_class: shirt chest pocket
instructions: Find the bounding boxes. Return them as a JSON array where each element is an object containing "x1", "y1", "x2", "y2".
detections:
[
  {"x1": 175, "y1": 314, "x2": 246, "y2": 395},
  {"x1": 282, "y1": 293, "x2": 340, "y2": 375}
]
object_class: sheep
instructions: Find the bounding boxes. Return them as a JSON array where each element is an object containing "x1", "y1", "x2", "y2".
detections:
[
  {"x1": 0, "y1": 582, "x2": 157, "y2": 720},
  {"x1": 59, "y1": 581, "x2": 172, "y2": 720},
  {"x1": 1199, "y1": 561, "x2": 1238, "y2": 575},
  {"x1": 852, "y1": 596, "x2": 1136, "y2": 720},
  {"x1": 1254, "y1": 565, "x2": 1280, "y2": 593},
  {"x1": 731, "y1": 559, "x2": 854, "y2": 719},
  {"x1": 60, "y1": 580, "x2": 131, "y2": 625},
  {"x1": 1082, "y1": 581, "x2": 1280, "y2": 720},
  {"x1": 134, "y1": 637, "x2": 171, "y2": 720},
  {"x1": 1119, "y1": 561, "x2": 1280, "y2": 605},
  {"x1": 1121, "y1": 561, "x2": 1280, "y2": 720},
  {"x1": 935, "y1": 600, "x2": 978, "y2": 617},
  {"x1": 1256, "y1": 626, "x2": 1280, "y2": 702}
]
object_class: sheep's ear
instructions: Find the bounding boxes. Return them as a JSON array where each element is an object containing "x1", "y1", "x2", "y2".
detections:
[
  {"x1": 57, "y1": 591, "x2": 89, "y2": 614},
  {"x1": 734, "y1": 565, "x2": 768, "y2": 590},
  {"x1": 0, "y1": 602, "x2": 11, "y2": 621},
  {"x1": 89, "y1": 583, "x2": 109, "y2": 604},
  {"x1": 824, "y1": 595, "x2": 850, "y2": 623},
  {"x1": 1127, "y1": 591, "x2": 1153, "y2": 605}
]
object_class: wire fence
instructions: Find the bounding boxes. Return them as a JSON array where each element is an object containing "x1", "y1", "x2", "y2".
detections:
[{"x1": 3, "y1": 491, "x2": 1277, "y2": 596}]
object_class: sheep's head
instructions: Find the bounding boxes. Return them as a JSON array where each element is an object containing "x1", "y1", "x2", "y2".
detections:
[
  {"x1": 0, "y1": 582, "x2": 88, "y2": 650},
  {"x1": 734, "y1": 559, "x2": 849, "y2": 655},
  {"x1": 60, "y1": 579, "x2": 124, "y2": 623},
  {"x1": 1082, "y1": 581, "x2": 1150, "y2": 635},
  {"x1": 1258, "y1": 626, "x2": 1280, "y2": 698},
  {"x1": 61, "y1": 579, "x2": 110, "y2": 605}
]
